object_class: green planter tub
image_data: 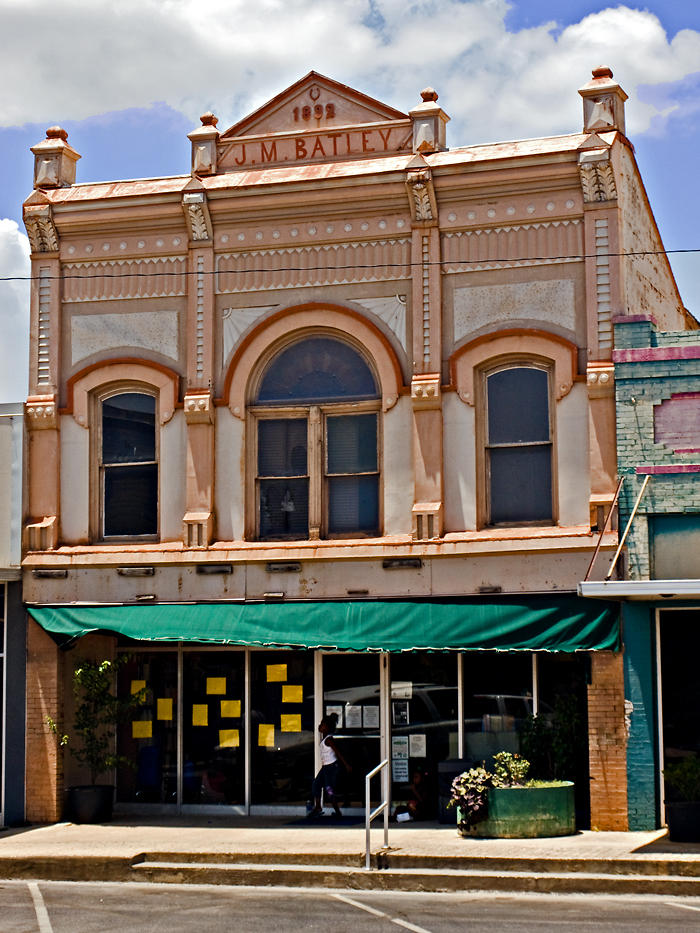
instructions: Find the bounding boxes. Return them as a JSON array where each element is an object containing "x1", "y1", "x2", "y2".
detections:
[{"x1": 458, "y1": 782, "x2": 576, "y2": 838}]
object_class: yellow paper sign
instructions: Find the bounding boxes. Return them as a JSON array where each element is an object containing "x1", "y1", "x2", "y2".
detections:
[
  {"x1": 258, "y1": 724, "x2": 275, "y2": 747},
  {"x1": 192, "y1": 704, "x2": 208, "y2": 727},
  {"x1": 219, "y1": 729, "x2": 240, "y2": 748},
  {"x1": 280, "y1": 714, "x2": 302, "y2": 733},
  {"x1": 206, "y1": 677, "x2": 226, "y2": 695},
  {"x1": 157, "y1": 698, "x2": 173, "y2": 721},
  {"x1": 131, "y1": 680, "x2": 146, "y2": 695},
  {"x1": 282, "y1": 685, "x2": 303, "y2": 704},
  {"x1": 132, "y1": 720, "x2": 152, "y2": 739},
  {"x1": 266, "y1": 664, "x2": 287, "y2": 682},
  {"x1": 221, "y1": 699, "x2": 241, "y2": 718}
]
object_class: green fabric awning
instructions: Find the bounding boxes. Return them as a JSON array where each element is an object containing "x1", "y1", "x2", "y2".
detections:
[{"x1": 28, "y1": 596, "x2": 619, "y2": 652}]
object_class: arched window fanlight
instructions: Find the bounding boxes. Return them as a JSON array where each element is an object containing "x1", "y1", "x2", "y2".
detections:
[{"x1": 257, "y1": 337, "x2": 378, "y2": 405}]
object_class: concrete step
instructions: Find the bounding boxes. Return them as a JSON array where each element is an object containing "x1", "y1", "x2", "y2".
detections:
[
  {"x1": 138, "y1": 849, "x2": 700, "y2": 877},
  {"x1": 130, "y1": 859, "x2": 700, "y2": 896}
]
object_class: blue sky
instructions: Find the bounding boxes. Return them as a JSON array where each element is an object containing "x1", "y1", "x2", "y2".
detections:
[{"x1": 1, "y1": 0, "x2": 699, "y2": 401}]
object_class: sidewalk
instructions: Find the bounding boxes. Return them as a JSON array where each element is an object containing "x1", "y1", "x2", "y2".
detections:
[{"x1": 0, "y1": 817, "x2": 698, "y2": 894}]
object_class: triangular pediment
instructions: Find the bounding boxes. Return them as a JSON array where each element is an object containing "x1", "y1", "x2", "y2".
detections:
[{"x1": 221, "y1": 71, "x2": 408, "y2": 139}]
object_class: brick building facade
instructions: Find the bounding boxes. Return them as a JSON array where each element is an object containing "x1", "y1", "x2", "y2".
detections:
[
  {"x1": 582, "y1": 316, "x2": 700, "y2": 829},
  {"x1": 21, "y1": 69, "x2": 692, "y2": 828}
]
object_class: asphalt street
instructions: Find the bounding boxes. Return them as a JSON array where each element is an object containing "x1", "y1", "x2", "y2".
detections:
[{"x1": 1, "y1": 881, "x2": 699, "y2": 933}]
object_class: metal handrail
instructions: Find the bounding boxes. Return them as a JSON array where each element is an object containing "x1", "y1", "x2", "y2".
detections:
[{"x1": 365, "y1": 758, "x2": 389, "y2": 870}]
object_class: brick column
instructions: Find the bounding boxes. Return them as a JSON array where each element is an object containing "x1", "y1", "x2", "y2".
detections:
[
  {"x1": 588, "y1": 650, "x2": 629, "y2": 830},
  {"x1": 25, "y1": 618, "x2": 64, "y2": 822}
]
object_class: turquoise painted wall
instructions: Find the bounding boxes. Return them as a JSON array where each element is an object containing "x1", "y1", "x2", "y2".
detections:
[{"x1": 623, "y1": 602, "x2": 658, "y2": 829}]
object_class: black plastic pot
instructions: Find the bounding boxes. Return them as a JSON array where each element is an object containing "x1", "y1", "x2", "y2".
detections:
[
  {"x1": 66, "y1": 785, "x2": 114, "y2": 823},
  {"x1": 666, "y1": 801, "x2": 700, "y2": 842}
]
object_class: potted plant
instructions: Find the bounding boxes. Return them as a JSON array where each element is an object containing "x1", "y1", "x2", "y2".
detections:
[
  {"x1": 48, "y1": 656, "x2": 144, "y2": 823},
  {"x1": 664, "y1": 755, "x2": 700, "y2": 842},
  {"x1": 449, "y1": 751, "x2": 575, "y2": 838}
]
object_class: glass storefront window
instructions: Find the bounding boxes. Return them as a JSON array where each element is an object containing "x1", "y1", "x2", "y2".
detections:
[
  {"x1": 250, "y1": 650, "x2": 314, "y2": 806},
  {"x1": 463, "y1": 652, "x2": 533, "y2": 764},
  {"x1": 323, "y1": 654, "x2": 381, "y2": 807},
  {"x1": 117, "y1": 652, "x2": 178, "y2": 804},
  {"x1": 390, "y1": 654, "x2": 457, "y2": 820},
  {"x1": 182, "y1": 652, "x2": 245, "y2": 806}
]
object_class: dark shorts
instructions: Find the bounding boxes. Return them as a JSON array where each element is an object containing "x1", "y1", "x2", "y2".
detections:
[{"x1": 312, "y1": 762, "x2": 340, "y2": 798}]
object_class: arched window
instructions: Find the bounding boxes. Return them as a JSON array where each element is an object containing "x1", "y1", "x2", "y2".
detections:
[
  {"x1": 251, "y1": 337, "x2": 380, "y2": 540},
  {"x1": 484, "y1": 364, "x2": 552, "y2": 525},
  {"x1": 99, "y1": 391, "x2": 158, "y2": 538}
]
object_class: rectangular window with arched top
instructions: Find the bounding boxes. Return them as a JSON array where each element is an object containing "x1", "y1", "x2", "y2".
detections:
[
  {"x1": 250, "y1": 336, "x2": 380, "y2": 540},
  {"x1": 100, "y1": 392, "x2": 158, "y2": 538},
  {"x1": 484, "y1": 365, "x2": 553, "y2": 525}
]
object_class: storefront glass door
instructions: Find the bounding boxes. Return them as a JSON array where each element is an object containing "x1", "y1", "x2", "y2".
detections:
[
  {"x1": 659, "y1": 610, "x2": 700, "y2": 813},
  {"x1": 389, "y1": 654, "x2": 458, "y2": 820},
  {"x1": 250, "y1": 649, "x2": 315, "y2": 806},
  {"x1": 117, "y1": 651, "x2": 178, "y2": 804},
  {"x1": 323, "y1": 654, "x2": 382, "y2": 807},
  {"x1": 182, "y1": 651, "x2": 245, "y2": 806}
]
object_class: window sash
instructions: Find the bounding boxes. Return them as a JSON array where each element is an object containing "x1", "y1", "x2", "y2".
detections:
[
  {"x1": 253, "y1": 403, "x2": 380, "y2": 540},
  {"x1": 96, "y1": 389, "x2": 159, "y2": 541},
  {"x1": 483, "y1": 364, "x2": 553, "y2": 526}
]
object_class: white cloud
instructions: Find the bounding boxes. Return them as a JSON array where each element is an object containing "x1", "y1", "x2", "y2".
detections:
[
  {"x1": 1, "y1": 1, "x2": 699, "y2": 143},
  {"x1": 0, "y1": 220, "x2": 30, "y2": 403}
]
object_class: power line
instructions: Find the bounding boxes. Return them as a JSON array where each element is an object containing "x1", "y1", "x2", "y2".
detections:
[{"x1": 0, "y1": 247, "x2": 698, "y2": 282}]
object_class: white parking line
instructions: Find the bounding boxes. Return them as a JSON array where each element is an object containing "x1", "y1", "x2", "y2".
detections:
[
  {"x1": 332, "y1": 893, "x2": 432, "y2": 933},
  {"x1": 665, "y1": 901, "x2": 700, "y2": 913},
  {"x1": 28, "y1": 882, "x2": 54, "y2": 933}
]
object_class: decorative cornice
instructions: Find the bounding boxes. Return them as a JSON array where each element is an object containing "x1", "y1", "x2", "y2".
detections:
[
  {"x1": 586, "y1": 363, "x2": 614, "y2": 398},
  {"x1": 183, "y1": 191, "x2": 212, "y2": 242},
  {"x1": 216, "y1": 239, "x2": 411, "y2": 293},
  {"x1": 62, "y1": 256, "x2": 187, "y2": 302},
  {"x1": 406, "y1": 168, "x2": 437, "y2": 224},
  {"x1": 579, "y1": 149, "x2": 617, "y2": 203},
  {"x1": 24, "y1": 205, "x2": 58, "y2": 253},
  {"x1": 25, "y1": 394, "x2": 58, "y2": 430},
  {"x1": 410, "y1": 373, "x2": 441, "y2": 409},
  {"x1": 184, "y1": 391, "x2": 214, "y2": 425}
]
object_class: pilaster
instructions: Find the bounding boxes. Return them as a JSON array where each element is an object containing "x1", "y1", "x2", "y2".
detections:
[{"x1": 182, "y1": 217, "x2": 216, "y2": 545}]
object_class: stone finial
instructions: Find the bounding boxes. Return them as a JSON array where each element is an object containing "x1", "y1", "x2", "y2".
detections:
[
  {"x1": 578, "y1": 66, "x2": 628, "y2": 136},
  {"x1": 30, "y1": 126, "x2": 80, "y2": 189},
  {"x1": 188, "y1": 112, "x2": 220, "y2": 176},
  {"x1": 409, "y1": 87, "x2": 449, "y2": 154}
]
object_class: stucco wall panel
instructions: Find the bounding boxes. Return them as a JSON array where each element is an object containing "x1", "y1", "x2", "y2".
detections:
[
  {"x1": 160, "y1": 411, "x2": 186, "y2": 542},
  {"x1": 59, "y1": 414, "x2": 89, "y2": 543},
  {"x1": 383, "y1": 395, "x2": 413, "y2": 535},
  {"x1": 215, "y1": 407, "x2": 245, "y2": 541},
  {"x1": 556, "y1": 383, "x2": 590, "y2": 526},
  {"x1": 443, "y1": 392, "x2": 476, "y2": 532}
]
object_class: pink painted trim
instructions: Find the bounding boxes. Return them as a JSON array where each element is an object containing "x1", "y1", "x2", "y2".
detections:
[
  {"x1": 636, "y1": 464, "x2": 700, "y2": 474},
  {"x1": 671, "y1": 392, "x2": 700, "y2": 401},
  {"x1": 613, "y1": 346, "x2": 700, "y2": 362},
  {"x1": 674, "y1": 448, "x2": 700, "y2": 454},
  {"x1": 612, "y1": 314, "x2": 657, "y2": 326}
]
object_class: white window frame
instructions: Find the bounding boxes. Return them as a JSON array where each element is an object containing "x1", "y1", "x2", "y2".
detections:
[
  {"x1": 91, "y1": 384, "x2": 160, "y2": 542},
  {"x1": 478, "y1": 358, "x2": 556, "y2": 528}
]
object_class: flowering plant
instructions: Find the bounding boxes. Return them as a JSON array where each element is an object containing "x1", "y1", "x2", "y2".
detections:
[
  {"x1": 492, "y1": 751, "x2": 530, "y2": 787},
  {"x1": 449, "y1": 753, "x2": 532, "y2": 829},
  {"x1": 447, "y1": 767, "x2": 492, "y2": 828}
]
